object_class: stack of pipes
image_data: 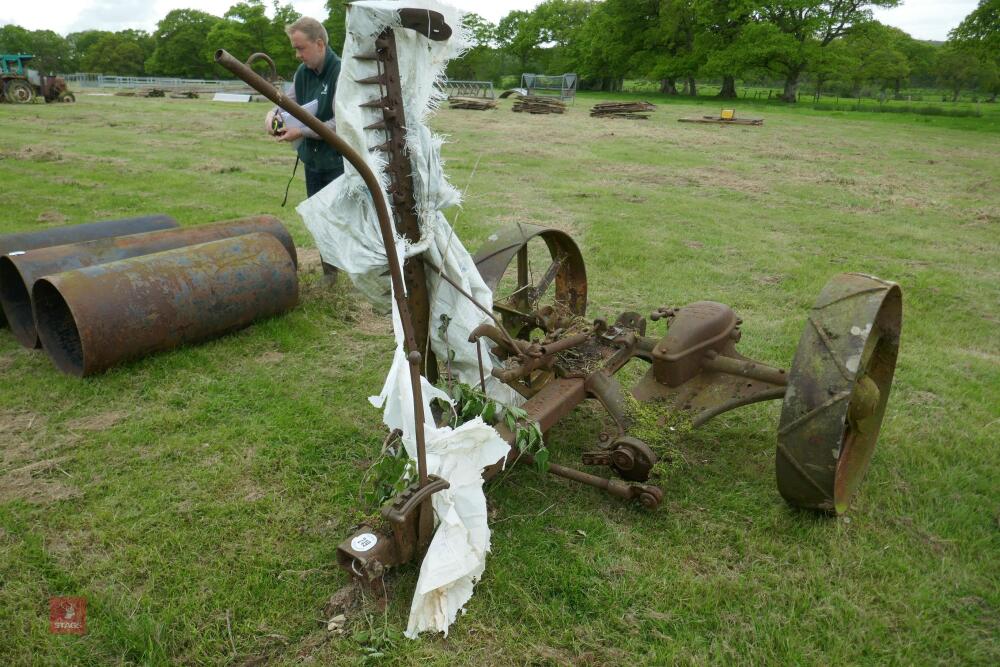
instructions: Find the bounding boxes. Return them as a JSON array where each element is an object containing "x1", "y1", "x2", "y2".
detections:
[{"x1": 0, "y1": 215, "x2": 299, "y2": 377}]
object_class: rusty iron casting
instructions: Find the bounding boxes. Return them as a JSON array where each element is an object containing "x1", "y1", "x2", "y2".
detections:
[
  {"x1": 0, "y1": 216, "x2": 295, "y2": 350},
  {"x1": 0, "y1": 215, "x2": 179, "y2": 328},
  {"x1": 473, "y1": 224, "x2": 587, "y2": 341},
  {"x1": 33, "y1": 232, "x2": 298, "y2": 377}
]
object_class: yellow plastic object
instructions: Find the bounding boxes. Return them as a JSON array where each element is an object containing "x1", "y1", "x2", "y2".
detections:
[{"x1": 720, "y1": 109, "x2": 735, "y2": 120}]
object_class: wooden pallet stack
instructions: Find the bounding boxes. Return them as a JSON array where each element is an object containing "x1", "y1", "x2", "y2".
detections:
[
  {"x1": 590, "y1": 101, "x2": 657, "y2": 120},
  {"x1": 512, "y1": 95, "x2": 566, "y2": 114},
  {"x1": 448, "y1": 96, "x2": 498, "y2": 110}
]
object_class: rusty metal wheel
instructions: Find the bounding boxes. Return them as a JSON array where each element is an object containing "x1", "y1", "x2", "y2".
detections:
[
  {"x1": 5, "y1": 80, "x2": 35, "y2": 104},
  {"x1": 776, "y1": 273, "x2": 902, "y2": 514},
  {"x1": 59, "y1": 91, "x2": 75, "y2": 103},
  {"x1": 473, "y1": 224, "x2": 587, "y2": 339}
]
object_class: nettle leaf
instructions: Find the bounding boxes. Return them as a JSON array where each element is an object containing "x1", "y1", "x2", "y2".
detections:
[
  {"x1": 509, "y1": 406, "x2": 528, "y2": 420},
  {"x1": 481, "y1": 400, "x2": 496, "y2": 424},
  {"x1": 534, "y1": 447, "x2": 550, "y2": 473}
]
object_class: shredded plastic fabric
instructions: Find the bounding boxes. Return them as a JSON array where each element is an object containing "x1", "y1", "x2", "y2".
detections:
[{"x1": 295, "y1": 0, "x2": 517, "y2": 638}]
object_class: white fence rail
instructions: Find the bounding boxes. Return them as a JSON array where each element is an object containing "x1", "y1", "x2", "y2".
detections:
[{"x1": 63, "y1": 74, "x2": 254, "y2": 93}]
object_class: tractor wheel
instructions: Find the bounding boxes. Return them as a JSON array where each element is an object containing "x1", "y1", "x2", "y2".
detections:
[
  {"x1": 59, "y1": 91, "x2": 75, "y2": 103},
  {"x1": 5, "y1": 80, "x2": 35, "y2": 104},
  {"x1": 776, "y1": 273, "x2": 902, "y2": 515},
  {"x1": 473, "y1": 224, "x2": 587, "y2": 340}
]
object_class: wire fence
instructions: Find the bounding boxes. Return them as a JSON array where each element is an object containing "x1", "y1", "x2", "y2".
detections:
[{"x1": 62, "y1": 74, "x2": 254, "y2": 93}]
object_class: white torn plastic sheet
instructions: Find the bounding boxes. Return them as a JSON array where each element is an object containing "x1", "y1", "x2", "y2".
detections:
[{"x1": 295, "y1": 1, "x2": 518, "y2": 638}]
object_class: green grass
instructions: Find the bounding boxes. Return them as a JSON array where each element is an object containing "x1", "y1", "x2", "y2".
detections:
[{"x1": 1, "y1": 92, "x2": 998, "y2": 665}]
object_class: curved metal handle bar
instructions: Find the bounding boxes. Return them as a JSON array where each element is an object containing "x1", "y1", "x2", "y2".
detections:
[
  {"x1": 215, "y1": 48, "x2": 429, "y2": 486},
  {"x1": 245, "y1": 53, "x2": 278, "y2": 82}
]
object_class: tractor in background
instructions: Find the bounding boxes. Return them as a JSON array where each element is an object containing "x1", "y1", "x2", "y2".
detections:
[{"x1": 1, "y1": 53, "x2": 75, "y2": 104}]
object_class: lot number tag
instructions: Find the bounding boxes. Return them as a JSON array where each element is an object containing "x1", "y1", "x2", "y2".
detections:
[{"x1": 351, "y1": 533, "x2": 378, "y2": 552}]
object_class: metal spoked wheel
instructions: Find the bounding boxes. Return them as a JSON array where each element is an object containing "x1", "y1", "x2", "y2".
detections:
[
  {"x1": 5, "y1": 80, "x2": 35, "y2": 104},
  {"x1": 59, "y1": 91, "x2": 75, "y2": 103},
  {"x1": 473, "y1": 223, "x2": 588, "y2": 339},
  {"x1": 776, "y1": 273, "x2": 902, "y2": 515}
]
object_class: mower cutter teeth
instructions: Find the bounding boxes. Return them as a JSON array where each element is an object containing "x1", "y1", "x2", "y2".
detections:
[
  {"x1": 360, "y1": 97, "x2": 390, "y2": 109},
  {"x1": 355, "y1": 74, "x2": 387, "y2": 86}
]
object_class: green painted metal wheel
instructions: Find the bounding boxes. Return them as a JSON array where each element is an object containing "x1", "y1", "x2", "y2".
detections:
[{"x1": 776, "y1": 273, "x2": 902, "y2": 514}]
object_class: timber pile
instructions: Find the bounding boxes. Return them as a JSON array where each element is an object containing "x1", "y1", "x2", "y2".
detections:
[
  {"x1": 116, "y1": 88, "x2": 167, "y2": 98},
  {"x1": 448, "y1": 96, "x2": 497, "y2": 110},
  {"x1": 679, "y1": 115, "x2": 763, "y2": 126},
  {"x1": 512, "y1": 95, "x2": 566, "y2": 114},
  {"x1": 169, "y1": 90, "x2": 200, "y2": 99},
  {"x1": 590, "y1": 101, "x2": 657, "y2": 119}
]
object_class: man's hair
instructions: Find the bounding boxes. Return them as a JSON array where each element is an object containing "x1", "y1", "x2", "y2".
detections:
[{"x1": 285, "y1": 17, "x2": 328, "y2": 45}]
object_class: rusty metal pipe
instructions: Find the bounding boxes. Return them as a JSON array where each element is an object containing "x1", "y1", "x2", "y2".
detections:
[
  {"x1": 33, "y1": 233, "x2": 298, "y2": 377},
  {"x1": 214, "y1": 48, "x2": 431, "y2": 490},
  {"x1": 537, "y1": 332, "x2": 590, "y2": 357},
  {"x1": 702, "y1": 351, "x2": 788, "y2": 386},
  {"x1": 0, "y1": 214, "x2": 178, "y2": 327},
  {"x1": 1, "y1": 216, "x2": 295, "y2": 349}
]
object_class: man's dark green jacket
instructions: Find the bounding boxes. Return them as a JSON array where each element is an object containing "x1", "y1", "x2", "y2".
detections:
[{"x1": 293, "y1": 47, "x2": 343, "y2": 171}]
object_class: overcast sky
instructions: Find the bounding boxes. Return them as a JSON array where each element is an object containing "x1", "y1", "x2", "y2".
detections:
[{"x1": 0, "y1": 1, "x2": 981, "y2": 42}]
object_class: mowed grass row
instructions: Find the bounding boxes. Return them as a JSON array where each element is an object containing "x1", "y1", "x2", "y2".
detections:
[{"x1": 0, "y1": 92, "x2": 997, "y2": 665}]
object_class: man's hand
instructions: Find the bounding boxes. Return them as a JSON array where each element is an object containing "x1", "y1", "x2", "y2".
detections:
[{"x1": 277, "y1": 127, "x2": 303, "y2": 142}]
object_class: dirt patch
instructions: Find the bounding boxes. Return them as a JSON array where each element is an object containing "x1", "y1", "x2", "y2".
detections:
[
  {"x1": 0, "y1": 458, "x2": 80, "y2": 505},
  {"x1": 36, "y1": 210, "x2": 68, "y2": 224},
  {"x1": 0, "y1": 147, "x2": 65, "y2": 162},
  {"x1": 0, "y1": 409, "x2": 47, "y2": 464},
  {"x1": 257, "y1": 351, "x2": 285, "y2": 365},
  {"x1": 197, "y1": 160, "x2": 243, "y2": 174},
  {"x1": 296, "y1": 247, "x2": 323, "y2": 275},
  {"x1": 754, "y1": 274, "x2": 785, "y2": 285},
  {"x1": 346, "y1": 299, "x2": 392, "y2": 336},
  {"x1": 0, "y1": 354, "x2": 14, "y2": 372},
  {"x1": 683, "y1": 240, "x2": 704, "y2": 249},
  {"x1": 66, "y1": 410, "x2": 128, "y2": 432}
]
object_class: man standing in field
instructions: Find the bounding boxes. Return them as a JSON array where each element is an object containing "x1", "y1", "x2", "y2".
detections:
[
  {"x1": 267, "y1": 16, "x2": 343, "y2": 276},
  {"x1": 267, "y1": 17, "x2": 343, "y2": 196}
]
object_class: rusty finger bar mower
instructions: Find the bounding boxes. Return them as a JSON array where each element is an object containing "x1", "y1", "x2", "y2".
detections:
[
  {"x1": 33, "y1": 232, "x2": 298, "y2": 377},
  {"x1": 0, "y1": 214, "x2": 179, "y2": 328},
  {"x1": 0, "y1": 216, "x2": 296, "y2": 349},
  {"x1": 215, "y1": 47, "x2": 443, "y2": 554}
]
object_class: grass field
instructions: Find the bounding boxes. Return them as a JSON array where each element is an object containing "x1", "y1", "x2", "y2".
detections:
[{"x1": 1, "y1": 90, "x2": 998, "y2": 665}]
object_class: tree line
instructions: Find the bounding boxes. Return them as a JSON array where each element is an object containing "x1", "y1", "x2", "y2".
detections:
[
  {"x1": 0, "y1": 0, "x2": 996, "y2": 102},
  {"x1": 452, "y1": 0, "x2": 999, "y2": 102}
]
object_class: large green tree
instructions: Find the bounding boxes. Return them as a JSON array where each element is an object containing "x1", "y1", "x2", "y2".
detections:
[
  {"x1": 750, "y1": 0, "x2": 901, "y2": 102},
  {"x1": 206, "y1": 0, "x2": 300, "y2": 79},
  {"x1": 947, "y1": 0, "x2": 1000, "y2": 101},
  {"x1": 323, "y1": 0, "x2": 348, "y2": 53},
  {"x1": 695, "y1": 0, "x2": 754, "y2": 98},
  {"x1": 146, "y1": 9, "x2": 223, "y2": 78},
  {"x1": 840, "y1": 22, "x2": 909, "y2": 96},
  {"x1": 0, "y1": 26, "x2": 72, "y2": 73},
  {"x1": 80, "y1": 31, "x2": 149, "y2": 76}
]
